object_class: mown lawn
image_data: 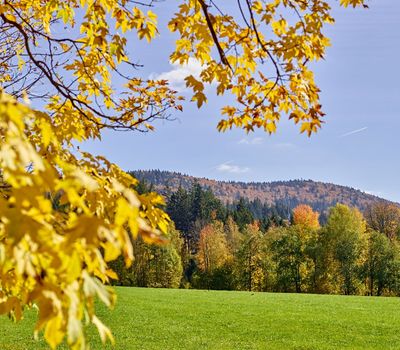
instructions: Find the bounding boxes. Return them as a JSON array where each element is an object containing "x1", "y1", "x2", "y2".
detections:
[{"x1": 1, "y1": 287, "x2": 400, "y2": 349}]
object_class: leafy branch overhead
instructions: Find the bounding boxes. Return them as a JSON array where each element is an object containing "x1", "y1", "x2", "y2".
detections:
[
  {"x1": 0, "y1": 0, "x2": 367, "y2": 136},
  {"x1": 170, "y1": 0, "x2": 367, "y2": 135},
  {"x1": 0, "y1": 0, "x2": 368, "y2": 349}
]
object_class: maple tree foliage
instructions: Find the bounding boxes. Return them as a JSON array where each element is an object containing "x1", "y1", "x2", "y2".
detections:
[
  {"x1": 0, "y1": 0, "x2": 368, "y2": 348},
  {"x1": 0, "y1": 92, "x2": 169, "y2": 348},
  {"x1": 169, "y1": 0, "x2": 368, "y2": 134}
]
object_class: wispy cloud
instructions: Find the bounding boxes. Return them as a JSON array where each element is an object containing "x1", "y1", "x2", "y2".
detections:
[
  {"x1": 216, "y1": 161, "x2": 250, "y2": 174},
  {"x1": 238, "y1": 137, "x2": 264, "y2": 145},
  {"x1": 151, "y1": 58, "x2": 203, "y2": 91},
  {"x1": 340, "y1": 127, "x2": 368, "y2": 138}
]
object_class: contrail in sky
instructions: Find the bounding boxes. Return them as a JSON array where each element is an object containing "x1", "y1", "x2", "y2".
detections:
[{"x1": 340, "y1": 127, "x2": 368, "y2": 138}]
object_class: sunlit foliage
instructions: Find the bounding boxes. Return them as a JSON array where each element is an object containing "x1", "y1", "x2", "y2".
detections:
[{"x1": 0, "y1": 0, "x2": 368, "y2": 348}]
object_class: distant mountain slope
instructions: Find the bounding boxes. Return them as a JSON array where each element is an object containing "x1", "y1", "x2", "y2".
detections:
[{"x1": 133, "y1": 170, "x2": 396, "y2": 214}]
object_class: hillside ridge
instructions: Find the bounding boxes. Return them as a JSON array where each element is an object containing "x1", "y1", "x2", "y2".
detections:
[{"x1": 132, "y1": 169, "x2": 397, "y2": 214}]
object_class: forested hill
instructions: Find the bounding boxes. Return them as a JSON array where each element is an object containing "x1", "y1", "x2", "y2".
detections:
[{"x1": 133, "y1": 170, "x2": 396, "y2": 214}]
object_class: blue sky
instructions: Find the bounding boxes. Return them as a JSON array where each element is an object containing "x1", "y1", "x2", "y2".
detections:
[{"x1": 84, "y1": 1, "x2": 400, "y2": 202}]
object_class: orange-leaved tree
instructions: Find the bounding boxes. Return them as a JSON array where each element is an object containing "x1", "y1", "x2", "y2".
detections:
[
  {"x1": 0, "y1": 0, "x2": 368, "y2": 348},
  {"x1": 292, "y1": 204, "x2": 320, "y2": 230}
]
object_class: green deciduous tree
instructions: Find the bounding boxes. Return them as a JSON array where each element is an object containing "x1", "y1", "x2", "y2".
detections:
[
  {"x1": 270, "y1": 227, "x2": 305, "y2": 292},
  {"x1": 323, "y1": 204, "x2": 367, "y2": 295},
  {"x1": 361, "y1": 231, "x2": 400, "y2": 296},
  {"x1": 112, "y1": 225, "x2": 183, "y2": 289},
  {"x1": 235, "y1": 223, "x2": 268, "y2": 291},
  {"x1": 224, "y1": 216, "x2": 243, "y2": 253}
]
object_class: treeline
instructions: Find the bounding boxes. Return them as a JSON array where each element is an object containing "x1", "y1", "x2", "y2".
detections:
[
  {"x1": 111, "y1": 182, "x2": 400, "y2": 296},
  {"x1": 133, "y1": 169, "x2": 386, "y2": 214}
]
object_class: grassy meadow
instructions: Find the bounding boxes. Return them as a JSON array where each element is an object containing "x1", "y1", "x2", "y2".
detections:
[{"x1": 1, "y1": 287, "x2": 400, "y2": 350}]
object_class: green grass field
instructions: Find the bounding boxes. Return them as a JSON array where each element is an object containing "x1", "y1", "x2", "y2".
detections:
[{"x1": 1, "y1": 287, "x2": 400, "y2": 349}]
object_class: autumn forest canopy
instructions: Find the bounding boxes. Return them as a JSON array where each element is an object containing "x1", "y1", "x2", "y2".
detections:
[
  {"x1": 111, "y1": 177, "x2": 400, "y2": 297},
  {"x1": 0, "y1": 0, "x2": 377, "y2": 349}
]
